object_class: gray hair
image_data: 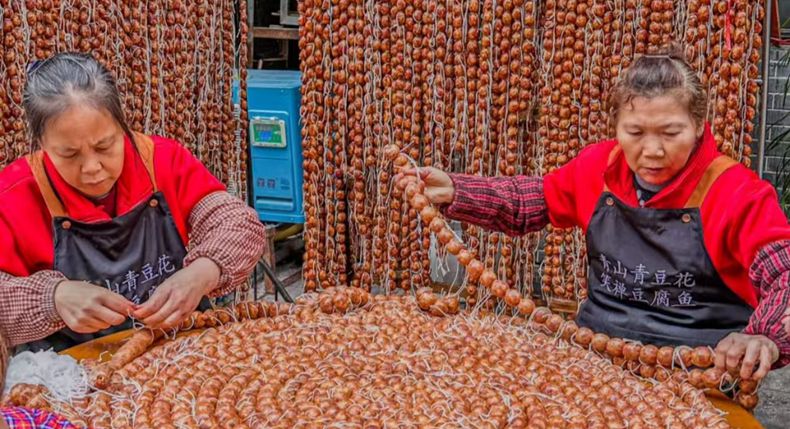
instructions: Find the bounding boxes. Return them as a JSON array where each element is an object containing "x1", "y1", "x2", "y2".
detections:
[
  {"x1": 22, "y1": 52, "x2": 133, "y2": 146},
  {"x1": 609, "y1": 42, "x2": 707, "y2": 130}
]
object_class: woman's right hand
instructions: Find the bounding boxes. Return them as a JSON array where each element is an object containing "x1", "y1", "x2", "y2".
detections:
[
  {"x1": 54, "y1": 281, "x2": 134, "y2": 333},
  {"x1": 395, "y1": 166, "x2": 455, "y2": 205}
]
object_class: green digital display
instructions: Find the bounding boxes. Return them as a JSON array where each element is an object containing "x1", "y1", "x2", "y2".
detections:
[{"x1": 251, "y1": 118, "x2": 287, "y2": 148}]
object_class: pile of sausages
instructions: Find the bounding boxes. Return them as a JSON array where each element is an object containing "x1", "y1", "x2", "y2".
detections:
[{"x1": 6, "y1": 289, "x2": 739, "y2": 428}]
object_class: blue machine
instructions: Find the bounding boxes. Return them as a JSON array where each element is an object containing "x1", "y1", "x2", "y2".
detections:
[{"x1": 246, "y1": 70, "x2": 304, "y2": 224}]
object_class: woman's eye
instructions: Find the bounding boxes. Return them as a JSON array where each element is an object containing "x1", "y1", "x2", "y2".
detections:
[
  {"x1": 628, "y1": 130, "x2": 642, "y2": 136},
  {"x1": 665, "y1": 132, "x2": 680, "y2": 137}
]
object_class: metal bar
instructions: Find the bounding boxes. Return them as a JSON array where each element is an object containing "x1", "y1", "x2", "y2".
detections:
[
  {"x1": 757, "y1": 0, "x2": 773, "y2": 179},
  {"x1": 259, "y1": 259, "x2": 295, "y2": 303},
  {"x1": 247, "y1": 0, "x2": 255, "y2": 68},
  {"x1": 280, "y1": 269, "x2": 302, "y2": 287},
  {"x1": 253, "y1": 264, "x2": 258, "y2": 301},
  {"x1": 279, "y1": 0, "x2": 299, "y2": 26},
  {"x1": 252, "y1": 26, "x2": 299, "y2": 40}
]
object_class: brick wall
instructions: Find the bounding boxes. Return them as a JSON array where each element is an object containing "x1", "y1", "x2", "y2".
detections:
[{"x1": 760, "y1": 44, "x2": 790, "y2": 191}]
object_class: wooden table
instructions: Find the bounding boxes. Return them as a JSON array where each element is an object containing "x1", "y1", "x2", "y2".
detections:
[{"x1": 63, "y1": 331, "x2": 764, "y2": 429}]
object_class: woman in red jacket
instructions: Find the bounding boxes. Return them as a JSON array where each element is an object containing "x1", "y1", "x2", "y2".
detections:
[
  {"x1": 0, "y1": 52, "x2": 265, "y2": 351},
  {"x1": 401, "y1": 45, "x2": 790, "y2": 382}
]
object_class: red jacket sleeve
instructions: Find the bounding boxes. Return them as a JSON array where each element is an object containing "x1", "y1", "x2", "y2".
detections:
[
  {"x1": 0, "y1": 212, "x2": 28, "y2": 277},
  {"x1": 152, "y1": 137, "x2": 226, "y2": 243},
  {"x1": 0, "y1": 214, "x2": 66, "y2": 346},
  {"x1": 701, "y1": 166, "x2": 790, "y2": 307},
  {"x1": 542, "y1": 140, "x2": 614, "y2": 231}
]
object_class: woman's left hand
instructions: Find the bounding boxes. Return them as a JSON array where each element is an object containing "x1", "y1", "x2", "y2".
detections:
[
  {"x1": 714, "y1": 332, "x2": 779, "y2": 381},
  {"x1": 132, "y1": 258, "x2": 220, "y2": 329}
]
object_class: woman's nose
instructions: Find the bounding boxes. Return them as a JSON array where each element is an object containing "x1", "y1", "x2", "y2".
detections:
[
  {"x1": 81, "y1": 156, "x2": 102, "y2": 175},
  {"x1": 642, "y1": 137, "x2": 665, "y2": 158}
]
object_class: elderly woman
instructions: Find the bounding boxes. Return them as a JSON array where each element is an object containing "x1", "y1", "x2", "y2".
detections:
[
  {"x1": 0, "y1": 52, "x2": 265, "y2": 351},
  {"x1": 401, "y1": 44, "x2": 790, "y2": 381}
]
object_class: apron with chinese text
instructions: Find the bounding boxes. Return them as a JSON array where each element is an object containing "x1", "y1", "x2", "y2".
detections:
[
  {"x1": 23, "y1": 133, "x2": 191, "y2": 352},
  {"x1": 576, "y1": 149, "x2": 753, "y2": 347}
]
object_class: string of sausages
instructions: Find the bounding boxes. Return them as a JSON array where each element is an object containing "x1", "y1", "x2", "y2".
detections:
[
  {"x1": 0, "y1": 0, "x2": 249, "y2": 196},
  {"x1": 299, "y1": 0, "x2": 766, "y2": 307},
  {"x1": 388, "y1": 145, "x2": 760, "y2": 411}
]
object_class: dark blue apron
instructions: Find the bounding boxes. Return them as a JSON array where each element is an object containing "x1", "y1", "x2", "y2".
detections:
[
  {"x1": 576, "y1": 149, "x2": 753, "y2": 347},
  {"x1": 23, "y1": 134, "x2": 198, "y2": 352}
]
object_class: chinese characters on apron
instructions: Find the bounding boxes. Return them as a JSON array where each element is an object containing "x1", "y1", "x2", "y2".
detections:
[
  {"x1": 24, "y1": 133, "x2": 190, "y2": 352},
  {"x1": 576, "y1": 150, "x2": 753, "y2": 347}
]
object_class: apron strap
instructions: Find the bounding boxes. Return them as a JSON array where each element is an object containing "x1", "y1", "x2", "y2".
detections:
[
  {"x1": 25, "y1": 151, "x2": 68, "y2": 218},
  {"x1": 131, "y1": 132, "x2": 158, "y2": 193},
  {"x1": 602, "y1": 145, "x2": 622, "y2": 193},
  {"x1": 684, "y1": 155, "x2": 738, "y2": 208}
]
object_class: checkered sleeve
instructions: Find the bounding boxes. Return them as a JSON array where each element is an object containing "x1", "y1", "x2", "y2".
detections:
[
  {"x1": 441, "y1": 174, "x2": 549, "y2": 236},
  {"x1": 744, "y1": 240, "x2": 790, "y2": 367},
  {"x1": 183, "y1": 191, "x2": 266, "y2": 297},
  {"x1": 1, "y1": 330, "x2": 7, "y2": 392},
  {"x1": 2, "y1": 408, "x2": 35, "y2": 429},
  {"x1": 2, "y1": 407, "x2": 78, "y2": 428},
  {"x1": 0, "y1": 271, "x2": 66, "y2": 347}
]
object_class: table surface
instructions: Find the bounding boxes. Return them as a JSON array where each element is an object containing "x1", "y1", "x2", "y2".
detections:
[{"x1": 63, "y1": 330, "x2": 764, "y2": 429}]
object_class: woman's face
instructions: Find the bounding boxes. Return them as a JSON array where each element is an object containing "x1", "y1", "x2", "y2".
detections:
[
  {"x1": 40, "y1": 104, "x2": 125, "y2": 198},
  {"x1": 616, "y1": 95, "x2": 703, "y2": 186}
]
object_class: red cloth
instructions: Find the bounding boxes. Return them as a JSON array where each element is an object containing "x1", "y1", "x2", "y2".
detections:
[
  {"x1": 1, "y1": 407, "x2": 77, "y2": 429},
  {"x1": 0, "y1": 135, "x2": 225, "y2": 278},
  {"x1": 90, "y1": 187, "x2": 117, "y2": 217},
  {"x1": 543, "y1": 124, "x2": 790, "y2": 308}
]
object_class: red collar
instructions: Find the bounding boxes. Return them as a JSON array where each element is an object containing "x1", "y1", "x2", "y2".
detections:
[
  {"x1": 603, "y1": 123, "x2": 721, "y2": 209},
  {"x1": 91, "y1": 186, "x2": 118, "y2": 217},
  {"x1": 42, "y1": 136, "x2": 155, "y2": 222}
]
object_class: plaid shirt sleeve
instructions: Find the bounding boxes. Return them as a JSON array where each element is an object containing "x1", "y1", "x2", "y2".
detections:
[
  {"x1": 441, "y1": 174, "x2": 549, "y2": 236},
  {"x1": 1, "y1": 332, "x2": 7, "y2": 391},
  {"x1": 0, "y1": 271, "x2": 66, "y2": 347},
  {"x1": 2, "y1": 407, "x2": 78, "y2": 429},
  {"x1": 743, "y1": 240, "x2": 790, "y2": 367},
  {"x1": 183, "y1": 191, "x2": 266, "y2": 297}
]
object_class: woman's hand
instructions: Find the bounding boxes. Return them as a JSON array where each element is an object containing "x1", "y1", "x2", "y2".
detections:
[
  {"x1": 714, "y1": 332, "x2": 779, "y2": 381},
  {"x1": 132, "y1": 258, "x2": 220, "y2": 329},
  {"x1": 54, "y1": 281, "x2": 134, "y2": 334},
  {"x1": 395, "y1": 166, "x2": 455, "y2": 205}
]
